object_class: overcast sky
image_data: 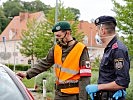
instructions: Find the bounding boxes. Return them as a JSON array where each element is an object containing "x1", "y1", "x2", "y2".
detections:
[
  {"x1": 41, "y1": 0, "x2": 116, "y2": 22},
  {"x1": 0, "y1": 0, "x2": 124, "y2": 22}
]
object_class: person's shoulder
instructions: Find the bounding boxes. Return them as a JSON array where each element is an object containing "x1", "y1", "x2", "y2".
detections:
[{"x1": 112, "y1": 40, "x2": 128, "y2": 51}]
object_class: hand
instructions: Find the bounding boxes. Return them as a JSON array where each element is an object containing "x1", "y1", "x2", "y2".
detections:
[
  {"x1": 85, "y1": 84, "x2": 98, "y2": 100},
  {"x1": 113, "y1": 90, "x2": 126, "y2": 100},
  {"x1": 16, "y1": 72, "x2": 26, "y2": 80}
]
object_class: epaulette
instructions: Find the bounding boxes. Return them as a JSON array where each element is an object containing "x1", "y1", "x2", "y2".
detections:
[{"x1": 112, "y1": 43, "x2": 118, "y2": 49}]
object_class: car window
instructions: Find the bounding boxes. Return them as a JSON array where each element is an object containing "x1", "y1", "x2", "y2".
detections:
[{"x1": 0, "y1": 67, "x2": 25, "y2": 100}]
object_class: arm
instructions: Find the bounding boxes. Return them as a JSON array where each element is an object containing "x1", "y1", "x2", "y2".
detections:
[
  {"x1": 86, "y1": 44, "x2": 130, "y2": 99},
  {"x1": 98, "y1": 81, "x2": 125, "y2": 91},
  {"x1": 79, "y1": 47, "x2": 91, "y2": 100},
  {"x1": 17, "y1": 47, "x2": 55, "y2": 79}
]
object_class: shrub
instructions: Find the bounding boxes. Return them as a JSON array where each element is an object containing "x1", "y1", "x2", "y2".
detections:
[
  {"x1": 5, "y1": 63, "x2": 31, "y2": 71},
  {"x1": 126, "y1": 68, "x2": 133, "y2": 99}
]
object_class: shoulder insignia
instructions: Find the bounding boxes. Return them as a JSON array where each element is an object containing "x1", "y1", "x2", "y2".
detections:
[
  {"x1": 114, "y1": 58, "x2": 124, "y2": 70},
  {"x1": 112, "y1": 43, "x2": 118, "y2": 49}
]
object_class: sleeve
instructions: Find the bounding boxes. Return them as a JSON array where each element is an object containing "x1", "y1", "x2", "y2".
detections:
[
  {"x1": 113, "y1": 49, "x2": 130, "y2": 88},
  {"x1": 26, "y1": 47, "x2": 55, "y2": 79},
  {"x1": 79, "y1": 47, "x2": 91, "y2": 100}
]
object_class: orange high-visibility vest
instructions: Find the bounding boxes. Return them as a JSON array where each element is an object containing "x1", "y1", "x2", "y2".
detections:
[{"x1": 54, "y1": 42, "x2": 85, "y2": 94}]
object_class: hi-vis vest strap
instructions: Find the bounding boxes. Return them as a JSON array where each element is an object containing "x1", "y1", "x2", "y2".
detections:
[{"x1": 54, "y1": 42, "x2": 85, "y2": 94}]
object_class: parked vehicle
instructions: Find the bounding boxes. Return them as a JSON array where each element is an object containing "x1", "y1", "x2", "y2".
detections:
[{"x1": 0, "y1": 64, "x2": 34, "y2": 100}]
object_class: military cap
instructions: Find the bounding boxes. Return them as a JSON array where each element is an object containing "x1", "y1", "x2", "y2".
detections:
[
  {"x1": 52, "y1": 21, "x2": 71, "y2": 32},
  {"x1": 94, "y1": 16, "x2": 117, "y2": 26}
]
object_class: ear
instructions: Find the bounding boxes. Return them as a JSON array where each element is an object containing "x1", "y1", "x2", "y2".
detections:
[{"x1": 101, "y1": 27, "x2": 106, "y2": 35}]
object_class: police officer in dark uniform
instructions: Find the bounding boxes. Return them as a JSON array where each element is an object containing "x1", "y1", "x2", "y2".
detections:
[
  {"x1": 17, "y1": 21, "x2": 91, "y2": 100},
  {"x1": 86, "y1": 16, "x2": 130, "y2": 100}
]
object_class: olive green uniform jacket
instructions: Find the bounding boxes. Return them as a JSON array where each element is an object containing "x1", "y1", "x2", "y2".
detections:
[{"x1": 26, "y1": 41, "x2": 91, "y2": 100}]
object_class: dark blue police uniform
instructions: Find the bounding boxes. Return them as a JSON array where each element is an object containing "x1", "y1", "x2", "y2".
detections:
[
  {"x1": 98, "y1": 36, "x2": 130, "y2": 99},
  {"x1": 86, "y1": 15, "x2": 130, "y2": 100}
]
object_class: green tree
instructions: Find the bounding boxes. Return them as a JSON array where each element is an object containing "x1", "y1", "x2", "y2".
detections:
[
  {"x1": 20, "y1": 19, "x2": 53, "y2": 59},
  {"x1": 112, "y1": 0, "x2": 133, "y2": 59},
  {"x1": 20, "y1": 20, "x2": 36, "y2": 60},
  {"x1": 46, "y1": 2, "x2": 84, "y2": 41},
  {"x1": 20, "y1": 2, "x2": 84, "y2": 60},
  {"x1": 22, "y1": 0, "x2": 51, "y2": 14},
  {"x1": 0, "y1": 7, "x2": 9, "y2": 34},
  {"x1": 3, "y1": 0, "x2": 24, "y2": 17}
]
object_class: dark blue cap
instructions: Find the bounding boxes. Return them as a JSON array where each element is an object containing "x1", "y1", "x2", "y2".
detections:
[{"x1": 94, "y1": 16, "x2": 117, "y2": 26}]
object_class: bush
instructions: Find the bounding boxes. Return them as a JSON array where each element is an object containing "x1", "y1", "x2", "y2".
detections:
[
  {"x1": 34, "y1": 69, "x2": 55, "y2": 99},
  {"x1": 126, "y1": 68, "x2": 133, "y2": 100},
  {"x1": 91, "y1": 55, "x2": 101, "y2": 68},
  {"x1": 35, "y1": 72, "x2": 55, "y2": 92},
  {"x1": 5, "y1": 63, "x2": 31, "y2": 71}
]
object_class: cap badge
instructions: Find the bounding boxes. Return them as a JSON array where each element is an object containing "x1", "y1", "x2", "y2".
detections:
[
  {"x1": 56, "y1": 26, "x2": 61, "y2": 30},
  {"x1": 95, "y1": 18, "x2": 99, "y2": 24}
]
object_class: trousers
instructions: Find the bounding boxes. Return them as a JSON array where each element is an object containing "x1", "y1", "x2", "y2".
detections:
[{"x1": 54, "y1": 90, "x2": 79, "y2": 100}]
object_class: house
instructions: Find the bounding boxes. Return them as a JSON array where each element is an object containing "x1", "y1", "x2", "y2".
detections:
[
  {"x1": 0, "y1": 11, "x2": 46, "y2": 65},
  {"x1": 0, "y1": 11, "x2": 104, "y2": 65},
  {"x1": 77, "y1": 21, "x2": 104, "y2": 61}
]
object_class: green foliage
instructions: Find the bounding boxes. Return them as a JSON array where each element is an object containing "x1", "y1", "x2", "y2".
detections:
[
  {"x1": 66, "y1": 7, "x2": 80, "y2": 20},
  {"x1": 22, "y1": 77, "x2": 35, "y2": 88},
  {"x1": 5, "y1": 63, "x2": 31, "y2": 71},
  {"x1": 0, "y1": 0, "x2": 80, "y2": 35},
  {"x1": 20, "y1": 20, "x2": 36, "y2": 57},
  {"x1": 112, "y1": 0, "x2": 133, "y2": 34},
  {"x1": 91, "y1": 70, "x2": 99, "y2": 84},
  {"x1": 20, "y1": 19, "x2": 54, "y2": 59},
  {"x1": 122, "y1": 34, "x2": 133, "y2": 59},
  {"x1": 20, "y1": 2, "x2": 84, "y2": 59},
  {"x1": 126, "y1": 68, "x2": 133, "y2": 99},
  {"x1": 91, "y1": 55, "x2": 101, "y2": 68},
  {"x1": 47, "y1": 2, "x2": 84, "y2": 42},
  {"x1": 112, "y1": 0, "x2": 133, "y2": 59},
  {"x1": 35, "y1": 69, "x2": 55, "y2": 93},
  {"x1": 71, "y1": 21, "x2": 84, "y2": 41},
  {"x1": 3, "y1": 0, "x2": 24, "y2": 17},
  {"x1": 33, "y1": 21, "x2": 54, "y2": 58},
  {"x1": 46, "y1": 1, "x2": 76, "y2": 24},
  {"x1": 0, "y1": 7, "x2": 9, "y2": 34},
  {"x1": 22, "y1": 0, "x2": 51, "y2": 14}
]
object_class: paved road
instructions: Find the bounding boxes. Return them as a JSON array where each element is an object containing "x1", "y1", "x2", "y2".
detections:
[{"x1": 31, "y1": 91, "x2": 43, "y2": 100}]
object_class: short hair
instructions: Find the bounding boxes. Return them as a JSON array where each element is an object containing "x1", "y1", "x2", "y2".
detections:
[{"x1": 103, "y1": 22, "x2": 116, "y2": 34}]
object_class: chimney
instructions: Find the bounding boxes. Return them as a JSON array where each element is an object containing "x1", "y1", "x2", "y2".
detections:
[{"x1": 19, "y1": 12, "x2": 29, "y2": 21}]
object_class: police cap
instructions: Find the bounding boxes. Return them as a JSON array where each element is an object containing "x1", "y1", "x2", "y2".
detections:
[
  {"x1": 52, "y1": 21, "x2": 71, "y2": 32},
  {"x1": 94, "y1": 16, "x2": 117, "y2": 26}
]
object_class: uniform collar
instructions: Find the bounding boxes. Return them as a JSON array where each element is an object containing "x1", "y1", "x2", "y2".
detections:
[{"x1": 106, "y1": 36, "x2": 117, "y2": 48}]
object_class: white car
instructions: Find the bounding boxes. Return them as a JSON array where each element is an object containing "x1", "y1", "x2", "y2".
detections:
[{"x1": 0, "y1": 64, "x2": 34, "y2": 100}]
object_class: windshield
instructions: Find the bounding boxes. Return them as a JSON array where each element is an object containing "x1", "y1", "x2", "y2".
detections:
[{"x1": 0, "y1": 67, "x2": 25, "y2": 100}]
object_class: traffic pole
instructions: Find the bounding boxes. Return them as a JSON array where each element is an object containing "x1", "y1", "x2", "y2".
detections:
[{"x1": 43, "y1": 78, "x2": 47, "y2": 100}]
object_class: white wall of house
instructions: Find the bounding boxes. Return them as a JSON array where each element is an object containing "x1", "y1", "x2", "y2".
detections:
[
  {"x1": 88, "y1": 47, "x2": 104, "y2": 62},
  {"x1": 0, "y1": 40, "x2": 30, "y2": 65},
  {"x1": 0, "y1": 39, "x2": 104, "y2": 65}
]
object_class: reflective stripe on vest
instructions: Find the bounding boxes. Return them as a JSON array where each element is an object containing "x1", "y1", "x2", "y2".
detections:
[{"x1": 54, "y1": 42, "x2": 85, "y2": 94}]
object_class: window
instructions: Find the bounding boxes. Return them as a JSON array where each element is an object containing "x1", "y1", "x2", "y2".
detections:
[{"x1": 0, "y1": 67, "x2": 25, "y2": 100}]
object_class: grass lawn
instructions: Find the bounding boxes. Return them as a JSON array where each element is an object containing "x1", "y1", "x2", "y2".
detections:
[
  {"x1": 22, "y1": 68, "x2": 133, "y2": 99},
  {"x1": 22, "y1": 77, "x2": 35, "y2": 88}
]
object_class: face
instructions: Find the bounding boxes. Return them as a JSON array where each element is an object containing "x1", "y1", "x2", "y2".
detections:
[
  {"x1": 54, "y1": 30, "x2": 66, "y2": 39},
  {"x1": 95, "y1": 25, "x2": 105, "y2": 45}
]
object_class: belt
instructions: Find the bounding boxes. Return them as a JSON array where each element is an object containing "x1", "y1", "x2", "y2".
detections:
[
  {"x1": 55, "y1": 83, "x2": 79, "y2": 90},
  {"x1": 94, "y1": 90, "x2": 125, "y2": 100}
]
